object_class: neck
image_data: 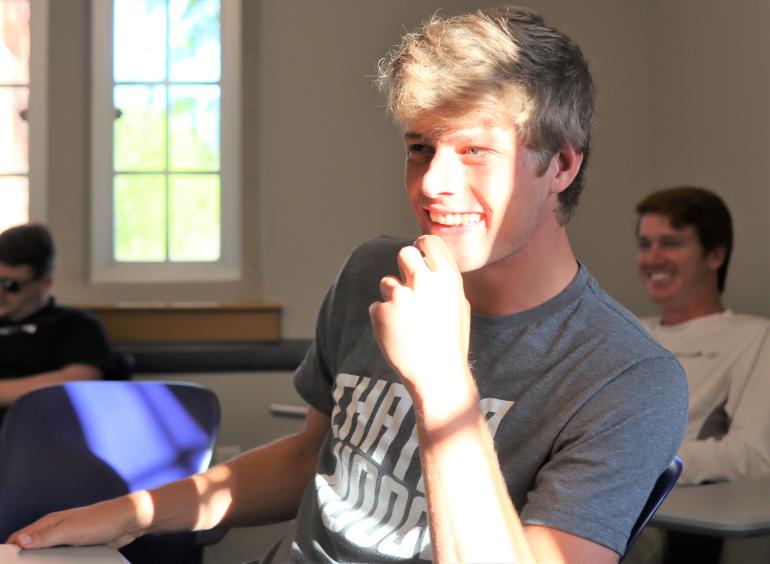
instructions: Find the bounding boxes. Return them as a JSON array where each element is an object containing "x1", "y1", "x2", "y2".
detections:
[
  {"x1": 9, "y1": 295, "x2": 49, "y2": 322},
  {"x1": 660, "y1": 293, "x2": 724, "y2": 326},
  {"x1": 463, "y1": 228, "x2": 577, "y2": 316}
]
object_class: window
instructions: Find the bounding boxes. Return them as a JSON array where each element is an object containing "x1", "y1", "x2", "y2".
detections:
[
  {"x1": 0, "y1": 0, "x2": 47, "y2": 232},
  {"x1": 91, "y1": 0, "x2": 240, "y2": 282}
]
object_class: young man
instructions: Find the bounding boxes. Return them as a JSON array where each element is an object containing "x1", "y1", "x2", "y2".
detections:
[
  {"x1": 636, "y1": 186, "x2": 770, "y2": 486},
  {"x1": 10, "y1": 7, "x2": 686, "y2": 563},
  {"x1": 0, "y1": 223, "x2": 113, "y2": 422}
]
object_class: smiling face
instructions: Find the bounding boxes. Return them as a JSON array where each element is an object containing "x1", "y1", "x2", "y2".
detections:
[
  {"x1": 636, "y1": 214, "x2": 724, "y2": 312},
  {"x1": 403, "y1": 120, "x2": 561, "y2": 274},
  {"x1": 0, "y1": 262, "x2": 51, "y2": 321}
]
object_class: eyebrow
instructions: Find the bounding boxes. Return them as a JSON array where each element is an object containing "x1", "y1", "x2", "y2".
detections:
[
  {"x1": 403, "y1": 131, "x2": 482, "y2": 145},
  {"x1": 637, "y1": 233, "x2": 688, "y2": 242},
  {"x1": 403, "y1": 132, "x2": 426, "y2": 142}
]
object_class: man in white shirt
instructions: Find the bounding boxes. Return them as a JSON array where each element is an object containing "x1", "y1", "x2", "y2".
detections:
[{"x1": 636, "y1": 186, "x2": 770, "y2": 486}]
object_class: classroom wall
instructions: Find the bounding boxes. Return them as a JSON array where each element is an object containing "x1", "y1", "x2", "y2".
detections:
[
  {"x1": 646, "y1": 0, "x2": 770, "y2": 319},
  {"x1": 46, "y1": 1, "x2": 770, "y2": 337}
]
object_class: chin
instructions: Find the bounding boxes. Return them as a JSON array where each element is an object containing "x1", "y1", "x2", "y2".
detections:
[
  {"x1": 447, "y1": 251, "x2": 485, "y2": 274},
  {"x1": 643, "y1": 283, "x2": 675, "y2": 305},
  {"x1": 650, "y1": 293, "x2": 680, "y2": 310},
  {"x1": 442, "y1": 241, "x2": 491, "y2": 271}
]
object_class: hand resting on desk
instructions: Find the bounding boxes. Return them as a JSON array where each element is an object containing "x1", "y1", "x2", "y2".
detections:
[{"x1": 6, "y1": 495, "x2": 143, "y2": 550}]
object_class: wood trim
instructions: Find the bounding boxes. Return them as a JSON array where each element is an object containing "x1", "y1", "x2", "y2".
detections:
[{"x1": 84, "y1": 303, "x2": 282, "y2": 343}]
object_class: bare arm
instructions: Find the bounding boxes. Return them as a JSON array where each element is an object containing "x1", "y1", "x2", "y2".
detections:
[
  {"x1": 369, "y1": 235, "x2": 618, "y2": 563},
  {"x1": 0, "y1": 364, "x2": 103, "y2": 406},
  {"x1": 8, "y1": 407, "x2": 330, "y2": 549}
]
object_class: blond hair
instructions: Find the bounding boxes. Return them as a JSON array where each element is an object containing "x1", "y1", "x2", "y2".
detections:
[{"x1": 377, "y1": 5, "x2": 595, "y2": 224}]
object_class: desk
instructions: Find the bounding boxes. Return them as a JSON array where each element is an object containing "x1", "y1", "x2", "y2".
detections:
[
  {"x1": 0, "y1": 545, "x2": 128, "y2": 563},
  {"x1": 651, "y1": 477, "x2": 770, "y2": 538}
]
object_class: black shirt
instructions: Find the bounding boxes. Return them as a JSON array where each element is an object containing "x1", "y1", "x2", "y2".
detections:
[{"x1": 0, "y1": 298, "x2": 113, "y2": 379}]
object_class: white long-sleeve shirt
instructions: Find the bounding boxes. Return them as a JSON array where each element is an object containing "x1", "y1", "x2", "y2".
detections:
[{"x1": 642, "y1": 310, "x2": 770, "y2": 485}]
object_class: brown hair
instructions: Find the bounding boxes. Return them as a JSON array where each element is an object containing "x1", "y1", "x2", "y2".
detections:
[{"x1": 0, "y1": 223, "x2": 56, "y2": 279}]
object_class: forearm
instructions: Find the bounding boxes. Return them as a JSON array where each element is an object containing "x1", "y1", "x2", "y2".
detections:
[
  {"x1": 415, "y1": 370, "x2": 534, "y2": 564},
  {"x1": 141, "y1": 423, "x2": 323, "y2": 534},
  {"x1": 0, "y1": 364, "x2": 102, "y2": 405},
  {"x1": 208, "y1": 431, "x2": 320, "y2": 528},
  {"x1": 678, "y1": 434, "x2": 770, "y2": 485}
]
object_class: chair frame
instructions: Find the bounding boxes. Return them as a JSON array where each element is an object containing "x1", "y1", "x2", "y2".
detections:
[
  {"x1": 0, "y1": 380, "x2": 221, "y2": 564},
  {"x1": 622, "y1": 456, "x2": 684, "y2": 560}
]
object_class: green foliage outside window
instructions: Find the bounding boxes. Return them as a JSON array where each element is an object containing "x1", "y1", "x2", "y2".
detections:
[{"x1": 112, "y1": 0, "x2": 221, "y2": 263}]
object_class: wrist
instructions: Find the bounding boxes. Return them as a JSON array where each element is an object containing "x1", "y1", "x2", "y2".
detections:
[
  {"x1": 412, "y1": 364, "x2": 480, "y2": 434},
  {"x1": 124, "y1": 490, "x2": 154, "y2": 535}
]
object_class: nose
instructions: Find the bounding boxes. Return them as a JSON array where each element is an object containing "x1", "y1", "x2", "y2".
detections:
[
  {"x1": 638, "y1": 241, "x2": 663, "y2": 264},
  {"x1": 421, "y1": 147, "x2": 462, "y2": 199}
]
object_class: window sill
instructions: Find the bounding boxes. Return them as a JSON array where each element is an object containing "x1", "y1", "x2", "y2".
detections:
[
  {"x1": 90, "y1": 263, "x2": 242, "y2": 284},
  {"x1": 85, "y1": 302, "x2": 282, "y2": 343}
]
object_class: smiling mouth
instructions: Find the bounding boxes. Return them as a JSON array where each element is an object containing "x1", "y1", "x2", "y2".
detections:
[
  {"x1": 428, "y1": 211, "x2": 483, "y2": 226},
  {"x1": 648, "y1": 272, "x2": 673, "y2": 282}
]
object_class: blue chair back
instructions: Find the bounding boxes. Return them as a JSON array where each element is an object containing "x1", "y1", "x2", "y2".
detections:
[
  {"x1": 622, "y1": 456, "x2": 683, "y2": 560},
  {"x1": 0, "y1": 380, "x2": 220, "y2": 562}
]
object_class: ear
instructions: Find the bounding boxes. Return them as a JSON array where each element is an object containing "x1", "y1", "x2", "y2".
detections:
[
  {"x1": 41, "y1": 273, "x2": 54, "y2": 292},
  {"x1": 707, "y1": 246, "x2": 727, "y2": 270},
  {"x1": 548, "y1": 145, "x2": 584, "y2": 195}
]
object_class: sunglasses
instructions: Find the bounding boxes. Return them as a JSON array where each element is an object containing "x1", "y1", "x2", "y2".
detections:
[{"x1": 0, "y1": 277, "x2": 36, "y2": 294}]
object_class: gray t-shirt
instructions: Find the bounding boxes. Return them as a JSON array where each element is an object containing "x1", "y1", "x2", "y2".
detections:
[{"x1": 280, "y1": 236, "x2": 687, "y2": 562}]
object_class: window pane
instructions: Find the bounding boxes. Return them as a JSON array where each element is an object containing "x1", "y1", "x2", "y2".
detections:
[
  {"x1": 169, "y1": 0, "x2": 220, "y2": 82},
  {"x1": 114, "y1": 85, "x2": 166, "y2": 171},
  {"x1": 0, "y1": 175, "x2": 27, "y2": 232},
  {"x1": 0, "y1": 0, "x2": 29, "y2": 83},
  {"x1": 114, "y1": 0, "x2": 166, "y2": 82},
  {"x1": 0, "y1": 86, "x2": 27, "y2": 174},
  {"x1": 107, "y1": 0, "x2": 226, "y2": 268},
  {"x1": 169, "y1": 85, "x2": 219, "y2": 171},
  {"x1": 114, "y1": 174, "x2": 166, "y2": 261},
  {"x1": 169, "y1": 174, "x2": 219, "y2": 261}
]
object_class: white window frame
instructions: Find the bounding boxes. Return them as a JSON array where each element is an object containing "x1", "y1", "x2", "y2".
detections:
[
  {"x1": 0, "y1": 0, "x2": 47, "y2": 225},
  {"x1": 28, "y1": 0, "x2": 48, "y2": 222},
  {"x1": 90, "y1": 0, "x2": 241, "y2": 283}
]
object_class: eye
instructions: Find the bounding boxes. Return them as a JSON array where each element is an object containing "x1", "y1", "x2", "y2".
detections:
[
  {"x1": 660, "y1": 238, "x2": 683, "y2": 249},
  {"x1": 464, "y1": 146, "x2": 486, "y2": 156},
  {"x1": 637, "y1": 237, "x2": 651, "y2": 251},
  {"x1": 406, "y1": 144, "x2": 434, "y2": 163},
  {"x1": 408, "y1": 143, "x2": 432, "y2": 154}
]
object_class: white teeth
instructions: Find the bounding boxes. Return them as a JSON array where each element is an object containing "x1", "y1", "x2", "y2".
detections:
[
  {"x1": 650, "y1": 272, "x2": 672, "y2": 281},
  {"x1": 429, "y1": 211, "x2": 482, "y2": 226}
]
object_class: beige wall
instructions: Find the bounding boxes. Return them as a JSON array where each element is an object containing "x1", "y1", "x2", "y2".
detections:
[
  {"x1": 645, "y1": 0, "x2": 770, "y2": 319},
  {"x1": 46, "y1": 1, "x2": 770, "y2": 338}
]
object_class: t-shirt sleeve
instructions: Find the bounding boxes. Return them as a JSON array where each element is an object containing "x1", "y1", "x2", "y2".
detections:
[
  {"x1": 55, "y1": 311, "x2": 113, "y2": 375},
  {"x1": 520, "y1": 355, "x2": 688, "y2": 554},
  {"x1": 293, "y1": 281, "x2": 339, "y2": 416},
  {"x1": 293, "y1": 237, "x2": 403, "y2": 416}
]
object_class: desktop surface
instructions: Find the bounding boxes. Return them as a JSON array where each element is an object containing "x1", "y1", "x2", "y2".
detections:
[
  {"x1": 652, "y1": 476, "x2": 770, "y2": 537},
  {"x1": 0, "y1": 544, "x2": 129, "y2": 563}
]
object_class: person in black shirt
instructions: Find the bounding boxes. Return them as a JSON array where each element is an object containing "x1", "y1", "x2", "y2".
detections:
[{"x1": 0, "y1": 223, "x2": 113, "y2": 422}]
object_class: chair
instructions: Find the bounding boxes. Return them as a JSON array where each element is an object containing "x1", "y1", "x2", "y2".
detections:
[
  {"x1": 622, "y1": 456, "x2": 684, "y2": 560},
  {"x1": 0, "y1": 380, "x2": 222, "y2": 564},
  {"x1": 106, "y1": 351, "x2": 136, "y2": 380}
]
